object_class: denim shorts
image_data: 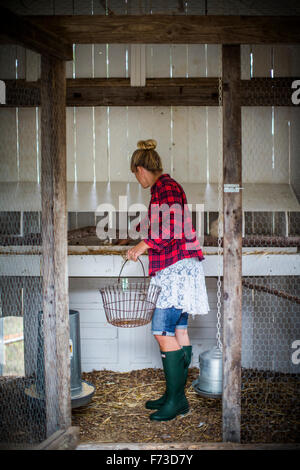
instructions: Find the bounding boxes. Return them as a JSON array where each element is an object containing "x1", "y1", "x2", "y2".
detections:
[{"x1": 151, "y1": 306, "x2": 189, "y2": 336}]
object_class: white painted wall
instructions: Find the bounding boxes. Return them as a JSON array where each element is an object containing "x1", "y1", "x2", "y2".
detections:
[
  {"x1": 1, "y1": 44, "x2": 300, "y2": 189},
  {"x1": 69, "y1": 276, "x2": 219, "y2": 372}
]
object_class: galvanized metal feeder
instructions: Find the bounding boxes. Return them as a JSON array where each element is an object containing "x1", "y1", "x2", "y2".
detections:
[
  {"x1": 193, "y1": 346, "x2": 222, "y2": 399},
  {"x1": 25, "y1": 310, "x2": 95, "y2": 409}
]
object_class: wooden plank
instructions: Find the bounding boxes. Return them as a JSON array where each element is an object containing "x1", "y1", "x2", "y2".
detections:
[
  {"x1": 207, "y1": 44, "x2": 222, "y2": 77},
  {"x1": 0, "y1": 6, "x2": 72, "y2": 61},
  {"x1": 0, "y1": 108, "x2": 18, "y2": 181},
  {"x1": 130, "y1": 45, "x2": 146, "y2": 86},
  {"x1": 18, "y1": 107, "x2": 38, "y2": 181},
  {"x1": 241, "y1": 45, "x2": 251, "y2": 80},
  {"x1": 77, "y1": 442, "x2": 300, "y2": 450},
  {"x1": 273, "y1": 107, "x2": 290, "y2": 184},
  {"x1": 41, "y1": 55, "x2": 70, "y2": 436},
  {"x1": 274, "y1": 45, "x2": 300, "y2": 76},
  {"x1": 0, "y1": 45, "x2": 17, "y2": 79},
  {"x1": 66, "y1": 107, "x2": 76, "y2": 182},
  {"x1": 66, "y1": 81, "x2": 219, "y2": 106},
  {"x1": 108, "y1": 44, "x2": 128, "y2": 77},
  {"x1": 25, "y1": 49, "x2": 40, "y2": 82},
  {"x1": 3, "y1": 77, "x2": 297, "y2": 108},
  {"x1": 207, "y1": 106, "x2": 222, "y2": 183},
  {"x1": 75, "y1": 107, "x2": 94, "y2": 181},
  {"x1": 94, "y1": 106, "x2": 109, "y2": 182},
  {"x1": 75, "y1": 44, "x2": 93, "y2": 78},
  {"x1": 186, "y1": 44, "x2": 206, "y2": 77},
  {"x1": 94, "y1": 44, "x2": 108, "y2": 78},
  {"x1": 146, "y1": 45, "x2": 171, "y2": 77},
  {"x1": 127, "y1": 107, "x2": 145, "y2": 181},
  {"x1": 151, "y1": 107, "x2": 172, "y2": 175},
  {"x1": 290, "y1": 107, "x2": 300, "y2": 202},
  {"x1": 222, "y1": 44, "x2": 242, "y2": 443},
  {"x1": 171, "y1": 44, "x2": 188, "y2": 77},
  {"x1": 109, "y1": 107, "x2": 129, "y2": 181},
  {"x1": 34, "y1": 426, "x2": 79, "y2": 450},
  {"x1": 188, "y1": 106, "x2": 208, "y2": 183},
  {"x1": 241, "y1": 107, "x2": 273, "y2": 183},
  {"x1": 172, "y1": 106, "x2": 211, "y2": 183},
  {"x1": 27, "y1": 15, "x2": 300, "y2": 44},
  {"x1": 172, "y1": 106, "x2": 189, "y2": 180},
  {"x1": 251, "y1": 45, "x2": 273, "y2": 77}
]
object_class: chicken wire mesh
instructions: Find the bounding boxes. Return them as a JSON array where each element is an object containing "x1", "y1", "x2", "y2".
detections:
[
  {"x1": 0, "y1": 199, "x2": 49, "y2": 448},
  {"x1": 0, "y1": 45, "x2": 68, "y2": 448},
  {"x1": 239, "y1": 53, "x2": 300, "y2": 443}
]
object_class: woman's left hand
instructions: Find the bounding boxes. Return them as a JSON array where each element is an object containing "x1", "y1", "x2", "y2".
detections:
[{"x1": 126, "y1": 241, "x2": 149, "y2": 262}]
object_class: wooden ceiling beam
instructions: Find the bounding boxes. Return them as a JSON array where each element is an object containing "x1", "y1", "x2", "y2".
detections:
[
  {"x1": 26, "y1": 15, "x2": 300, "y2": 44},
  {"x1": 0, "y1": 6, "x2": 73, "y2": 61}
]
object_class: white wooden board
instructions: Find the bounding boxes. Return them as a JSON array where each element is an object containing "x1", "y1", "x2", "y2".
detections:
[
  {"x1": 0, "y1": 108, "x2": 18, "y2": 181},
  {"x1": 18, "y1": 108, "x2": 38, "y2": 182}
]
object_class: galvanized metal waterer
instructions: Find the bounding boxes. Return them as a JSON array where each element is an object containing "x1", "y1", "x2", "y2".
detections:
[{"x1": 192, "y1": 346, "x2": 222, "y2": 398}]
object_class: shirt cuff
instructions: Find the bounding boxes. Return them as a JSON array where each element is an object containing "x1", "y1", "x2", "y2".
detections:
[{"x1": 142, "y1": 238, "x2": 167, "y2": 252}]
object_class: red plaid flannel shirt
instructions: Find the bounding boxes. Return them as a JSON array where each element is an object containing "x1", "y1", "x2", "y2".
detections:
[{"x1": 135, "y1": 173, "x2": 205, "y2": 276}]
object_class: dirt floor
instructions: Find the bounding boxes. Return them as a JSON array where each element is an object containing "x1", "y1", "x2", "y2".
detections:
[
  {"x1": 72, "y1": 368, "x2": 222, "y2": 443},
  {"x1": 72, "y1": 367, "x2": 299, "y2": 444}
]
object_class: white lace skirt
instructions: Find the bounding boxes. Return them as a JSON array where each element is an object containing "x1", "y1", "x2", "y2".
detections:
[{"x1": 149, "y1": 258, "x2": 210, "y2": 316}]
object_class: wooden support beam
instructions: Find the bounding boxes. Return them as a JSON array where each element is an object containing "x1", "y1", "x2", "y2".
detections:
[
  {"x1": 0, "y1": 6, "x2": 72, "y2": 60},
  {"x1": 41, "y1": 55, "x2": 70, "y2": 437},
  {"x1": 222, "y1": 44, "x2": 243, "y2": 443},
  {"x1": 66, "y1": 77, "x2": 218, "y2": 106},
  {"x1": 1, "y1": 77, "x2": 298, "y2": 107},
  {"x1": 77, "y1": 442, "x2": 300, "y2": 451},
  {"x1": 28, "y1": 15, "x2": 300, "y2": 44}
]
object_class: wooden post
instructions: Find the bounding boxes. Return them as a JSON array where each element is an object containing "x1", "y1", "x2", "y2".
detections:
[
  {"x1": 41, "y1": 55, "x2": 70, "y2": 436},
  {"x1": 222, "y1": 44, "x2": 243, "y2": 442}
]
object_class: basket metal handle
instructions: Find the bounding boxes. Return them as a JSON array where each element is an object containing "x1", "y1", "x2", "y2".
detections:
[{"x1": 117, "y1": 258, "x2": 146, "y2": 287}]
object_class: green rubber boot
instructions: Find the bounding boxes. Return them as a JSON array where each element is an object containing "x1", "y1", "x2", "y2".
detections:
[
  {"x1": 149, "y1": 348, "x2": 189, "y2": 421},
  {"x1": 145, "y1": 345, "x2": 192, "y2": 410},
  {"x1": 182, "y1": 345, "x2": 192, "y2": 385}
]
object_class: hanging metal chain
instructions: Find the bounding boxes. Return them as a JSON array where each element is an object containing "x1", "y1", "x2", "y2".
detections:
[{"x1": 216, "y1": 46, "x2": 223, "y2": 351}]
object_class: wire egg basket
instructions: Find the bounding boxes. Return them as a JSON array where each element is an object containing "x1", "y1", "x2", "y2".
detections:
[{"x1": 99, "y1": 258, "x2": 161, "y2": 328}]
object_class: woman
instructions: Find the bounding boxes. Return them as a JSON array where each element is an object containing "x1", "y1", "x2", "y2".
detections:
[{"x1": 126, "y1": 139, "x2": 210, "y2": 421}]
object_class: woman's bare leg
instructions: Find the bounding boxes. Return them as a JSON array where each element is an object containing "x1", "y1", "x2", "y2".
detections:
[
  {"x1": 154, "y1": 335, "x2": 181, "y2": 352},
  {"x1": 175, "y1": 328, "x2": 191, "y2": 346}
]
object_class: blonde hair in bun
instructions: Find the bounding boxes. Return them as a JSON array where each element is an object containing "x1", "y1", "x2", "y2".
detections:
[
  {"x1": 131, "y1": 139, "x2": 163, "y2": 174},
  {"x1": 137, "y1": 139, "x2": 157, "y2": 151}
]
